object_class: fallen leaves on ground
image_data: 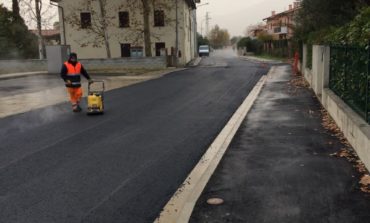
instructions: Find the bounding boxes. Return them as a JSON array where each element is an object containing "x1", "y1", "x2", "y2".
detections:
[
  {"x1": 338, "y1": 149, "x2": 351, "y2": 158},
  {"x1": 290, "y1": 76, "x2": 310, "y2": 88},
  {"x1": 360, "y1": 175, "x2": 370, "y2": 193},
  {"x1": 321, "y1": 108, "x2": 370, "y2": 194},
  {"x1": 287, "y1": 75, "x2": 310, "y2": 96},
  {"x1": 356, "y1": 161, "x2": 368, "y2": 174}
]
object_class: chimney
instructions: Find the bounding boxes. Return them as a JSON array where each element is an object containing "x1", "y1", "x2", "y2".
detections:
[
  {"x1": 289, "y1": 4, "x2": 292, "y2": 10},
  {"x1": 272, "y1": 11, "x2": 276, "y2": 16}
]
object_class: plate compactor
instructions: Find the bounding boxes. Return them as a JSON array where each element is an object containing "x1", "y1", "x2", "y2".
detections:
[{"x1": 87, "y1": 80, "x2": 105, "y2": 115}]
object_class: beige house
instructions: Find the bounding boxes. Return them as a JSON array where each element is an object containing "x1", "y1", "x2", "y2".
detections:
[
  {"x1": 51, "y1": 0, "x2": 200, "y2": 65},
  {"x1": 263, "y1": 1, "x2": 301, "y2": 40}
]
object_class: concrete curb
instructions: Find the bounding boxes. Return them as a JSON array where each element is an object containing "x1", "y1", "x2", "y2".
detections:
[
  {"x1": 239, "y1": 55, "x2": 283, "y2": 64},
  {"x1": 187, "y1": 57, "x2": 203, "y2": 67},
  {"x1": 0, "y1": 71, "x2": 48, "y2": 81},
  {"x1": 154, "y1": 68, "x2": 276, "y2": 223},
  {"x1": 0, "y1": 68, "x2": 185, "y2": 81}
]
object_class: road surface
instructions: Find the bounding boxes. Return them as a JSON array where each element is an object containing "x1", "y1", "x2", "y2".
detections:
[{"x1": 0, "y1": 49, "x2": 269, "y2": 223}]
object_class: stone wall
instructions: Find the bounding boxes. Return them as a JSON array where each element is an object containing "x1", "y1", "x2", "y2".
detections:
[
  {"x1": 0, "y1": 60, "x2": 47, "y2": 74},
  {"x1": 303, "y1": 45, "x2": 370, "y2": 171},
  {"x1": 0, "y1": 57, "x2": 167, "y2": 74},
  {"x1": 80, "y1": 57, "x2": 167, "y2": 71}
]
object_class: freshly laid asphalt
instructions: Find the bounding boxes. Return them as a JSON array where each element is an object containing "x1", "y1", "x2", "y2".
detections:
[
  {"x1": 190, "y1": 66, "x2": 370, "y2": 223},
  {"x1": 0, "y1": 51, "x2": 269, "y2": 222}
]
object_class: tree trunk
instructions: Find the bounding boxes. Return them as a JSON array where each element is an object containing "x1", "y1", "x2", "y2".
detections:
[
  {"x1": 97, "y1": 0, "x2": 111, "y2": 58},
  {"x1": 12, "y1": 0, "x2": 20, "y2": 19},
  {"x1": 35, "y1": 0, "x2": 46, "y2": 59},
  {"x1": 141, "y1": 0, "x2": 152, "y2": 57}
]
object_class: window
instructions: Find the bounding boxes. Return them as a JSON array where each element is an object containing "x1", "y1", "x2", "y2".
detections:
[
  {"x1": 155, "y1": 42, "x2": 165, "y2": 56},
  {"x1": 119, "y1": 11, "x2": 130, "y2": 28},
  {"x1": 80, "y1": 12, "x2": 91, "y2": 29},
  {"x1": 131, "y1": 47, "x2": 143, "y2": 57},
  {"x1": 154, "y1": 10, "x2": 165, "y2": 27},
  {"x1": 121, "y1": 44, "x2": 131, "y2": 57}
]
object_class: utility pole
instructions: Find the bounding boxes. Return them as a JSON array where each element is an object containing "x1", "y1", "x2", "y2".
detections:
[
  {"x1": 196, "y1": 2, "x2": 210, "y2": 37},
  {"x1": 205, "y1": 12, "x2": 211, "y2": 36},
  {"x1": 200, "y1": 22, "x2": 203, "y2": 36},
  {"x1": 50, "y1": 2, "x2": 67, "y2": 45}
]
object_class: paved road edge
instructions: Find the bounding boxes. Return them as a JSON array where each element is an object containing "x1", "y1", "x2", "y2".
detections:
[
  {"x1": 155, "y1": 67, "x2": 276, "y2": 223},
  {"x1": 0, "y1": 68, "x2": 185, "y2": 119},
  {"x1": 0, "y1": 71, "x2": 48, "y2": 81}
]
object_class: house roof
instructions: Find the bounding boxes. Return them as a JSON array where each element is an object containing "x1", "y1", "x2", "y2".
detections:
[
  {"x1": 263, "y1": 7, "x2": 300, "y2": 21},
  {"x1": 51, "y1": 0, "x2": 198, "y2": 9},
  {"x1": 30, "y1": 29, "x2": 60, "y2": 37}
]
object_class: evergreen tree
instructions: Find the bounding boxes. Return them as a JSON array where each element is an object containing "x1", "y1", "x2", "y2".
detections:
[
  {"x1": 0, "y1": 4, "x2": 38, "y2": 59},
  {"x1": 295, "y1": 0, "x2": 369, "y2": 43},
  {"x1": 197, "y1": 33, "x2": 209, "y2": 47}
]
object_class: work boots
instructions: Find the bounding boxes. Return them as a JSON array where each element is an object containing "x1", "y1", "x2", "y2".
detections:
[{"x1": 72, "y1": 103, "x2": 82, "y2": 112}]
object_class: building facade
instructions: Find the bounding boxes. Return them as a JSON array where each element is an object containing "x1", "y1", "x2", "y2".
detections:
[
  {"x1": 248, "y1": 24, "x2": 268, "y2": 39},
  {"x1": 263, "y1": 1, "x2": 300, "y2": 40},
  {"x1": 52, "y1": 0, "x2": 199, "y2": 65}
]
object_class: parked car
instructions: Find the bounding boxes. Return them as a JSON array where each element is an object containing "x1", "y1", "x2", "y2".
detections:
[{"x1": 199, "y1": 45, "x2": 210, "y2": 57}]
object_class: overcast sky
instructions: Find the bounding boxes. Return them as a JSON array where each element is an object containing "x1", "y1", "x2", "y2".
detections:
[
  {"x1": 197, "y1": 0, "x2": 296, "y2": 36},
  {"x1": 2, "y1": 0, "x2": 295, "y2": 36}
]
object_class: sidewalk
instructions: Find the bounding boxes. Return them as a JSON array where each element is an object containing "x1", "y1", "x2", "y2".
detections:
[
  {"x1": 190, "y1": 65, "x2": 370, "y2": 223},
  {"x1": 0, "y1": 71, "x2": 48, "y2": 80},
  {"x1": 240, "y1": 55, "x2": 284, "y2": 64}
]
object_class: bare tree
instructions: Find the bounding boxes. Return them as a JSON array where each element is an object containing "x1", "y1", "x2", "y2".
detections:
[
  {"x1": 66, "y1": 0, "x2": 175, "y2": 58},
  {"x1": 141, "y1": 0, "x2": 152, "y2": 57},
  {"x1": 35, "y1": 0, "x2": 45, "y2": 59},
  {"x1": 244, "y1": 23, "x2": 266, "y2": 37},
  {"x1": 20, "y1": 0, "x2": 57, "y2": 59},
  {"x1": 12, "y1": 0, "x2": 20, "y2": 19},
  {"x1": 208, "y1": 25, "x2": 230, "y2": 49},
  {"x1": 97, "y1": 0, "x2": 111, "y2": 58},
  {"x1": 128, "y1": 0, "x2": 176, "y2": 56},
  {"x1": 123, "y1": 0, "x2": 175, "y2": 57},
  {"x1": 66, "y1": 0, "x2": 114, "y2": 58}
]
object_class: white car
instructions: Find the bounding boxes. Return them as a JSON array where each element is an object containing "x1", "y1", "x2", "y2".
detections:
[{"x1": 199, "y1": 45, "x2": 210, "y2": 57}]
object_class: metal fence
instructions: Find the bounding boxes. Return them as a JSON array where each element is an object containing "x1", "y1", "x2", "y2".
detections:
[{"x1": 329, "y1": 44, "x2": 370, "y2": 124}]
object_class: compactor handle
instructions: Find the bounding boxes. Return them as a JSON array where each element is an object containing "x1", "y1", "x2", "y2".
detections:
[{"x1": 88, "y1": 80, "x2": 105, "y2": 92}]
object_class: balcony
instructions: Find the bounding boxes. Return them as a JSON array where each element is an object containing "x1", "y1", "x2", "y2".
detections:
[{"x1": 273, "y1": 26, "x2": 288, "y2": 34}]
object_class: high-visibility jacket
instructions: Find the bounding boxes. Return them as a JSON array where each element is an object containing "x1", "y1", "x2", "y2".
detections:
[
  {"x1": 65, "y1": 62, "x2": 82, "y2": 76},
  {"x1": 61, "y1": 61, "x2": 90, "y2": 88}
]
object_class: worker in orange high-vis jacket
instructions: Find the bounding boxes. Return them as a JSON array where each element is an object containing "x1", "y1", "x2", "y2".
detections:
[{"x1": 61, "y1": 53, "x2": 93, "y2": 112}]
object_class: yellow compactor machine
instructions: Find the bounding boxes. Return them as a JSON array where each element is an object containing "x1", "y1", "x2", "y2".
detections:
[{"x1": 87, "y1": 80, "x2": 105, "y2": 115}]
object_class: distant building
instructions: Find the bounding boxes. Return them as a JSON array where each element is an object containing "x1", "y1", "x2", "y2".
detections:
[
  {"x1": 30, "y1": 29, "x2": 61, "y2": 45},
  {"x1": 263, "y1": 1, "x2": 301, "y2": 40},
  {"x1": 248, "y1": 24, "x2": 268, "y2": 39},
  {"x1": 51, "y1": 0, "x2": 200, "y2": 66}
]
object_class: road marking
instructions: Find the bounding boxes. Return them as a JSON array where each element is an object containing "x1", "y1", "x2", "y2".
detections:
[{"x1": 155, "y1": 67, "x2": 277, "y2": 223}]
